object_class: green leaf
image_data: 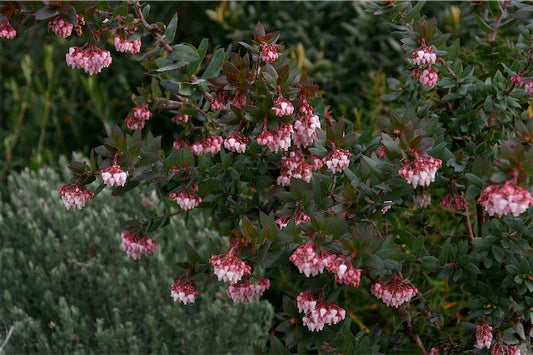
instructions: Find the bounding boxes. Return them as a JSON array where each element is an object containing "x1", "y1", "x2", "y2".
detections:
[
  {"x1": 184, "y1": 241, "x2": 201, "y2": 264},
  {"x1": 404, "y1": 0, "x2": 426, "y2": 23},
  {"x1": 111, "y1": 181, "x2": 140, "y2": 196},
  {"x1": 170, "y1": 44, "x2": 201, "y2": 64},
  {"x1": 202, "y1": 48, "x2": 225, "y2": 79},
  {"x1": 164, "y1": 13, "x2": 178, "y2": 44},
  {"x1": 34, "y1": 6, "x2": 59, "y2": 20}
]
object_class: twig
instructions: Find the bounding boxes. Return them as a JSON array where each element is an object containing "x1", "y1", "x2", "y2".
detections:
[
  {"x1": 0, "y1": 326, "x2": 15, "y2": 352},
  {"x1": 131, "y1": 2, "x2": 174, "y2": 54},
  {"x1": 465, "y1": 203, "x2": 476, "y2": 241},
  {"x1": 488, "y1": 0, "x2": 510, "y2": 42},
  {"x1": 397, "y1": 307, "x2": 427, "y2": 355}
]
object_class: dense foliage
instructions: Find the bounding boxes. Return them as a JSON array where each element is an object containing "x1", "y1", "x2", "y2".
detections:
[{"x1": 2, "y1": 1, "x2": 533, "y2": 353}]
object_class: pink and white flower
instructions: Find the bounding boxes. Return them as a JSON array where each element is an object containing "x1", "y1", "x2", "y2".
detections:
[
  {"x1": 120, "y1": 230, "x2": 158, "y2": 259},
  {"x1": 411, "y1": 46, "x2": 437, "y2": 67},
  {"x1": 226, "y1": 277, "x2": 270, "y2": 303},
  {"x1": 224, "y1": 133, "x2": 249, "y2": 153},
  {"x1": 475, "y1": 320, "x2": 493, "y2": 349},
  {"x1": 171, "y1": 113, "x2": 189, "y2": 124},
  {"x1": 371, "y1": 274, "x2": 418, "y2": 308},
  {"x1": 398, "y1": 151, "x2": 442, "y2": 188},
  {"x1": 133, "y1": 105, "x2": 152, "y2": 120},
  {"x1": 272, "y1": 95, "x2": 294, "y2": 117},
  {"x1": 321, "y1": 252, "x2": 361, "y2": 288},
  {"x1": 257, "y1": 122, "x2": 293, "y2": 153},
  {"x1": 190, "y1": 135, "x2": 223, "y2": 155},
  {"x1": 477, "y1": 181, "x2": 533, "y2": 217},
  {"x1": 289, "y1": 241, "x2": 324, "y2": 277},
  {"x1": 525, "y1": 80, "x2": 533, "y2": 97},
  {"x1": 323, "y1": 147, "x2": 351, "y2": 173},
  {"x1": 124, "y1": 115, "x2": 146, "y2": 130},
  {"x1": 59, "y1": 184, "x2": 94, "y2": 210},
  {"x1": 296, "y1": 291, "x2": 346, "y2": 332},
  {"x1": 101, "y1": 163, "x2": 128, "y2": 187},
  {"x1": 171, "y1": 277, "x2": 199, "y2": 304},
  {"x1": 209, "y1": 251, "x2": 251, "y2": 284},
  {"x1": 169, "y1": 185, "x2": 202, "y2": 211},
  {"x1": 414, "y1": 192, "x2": 431, "y2": 208},
  {"x1": 0, "y1": 20, "x2": 16, "y2": 39},
  {"x1": 420, "y1": 68, "x2": 438, "y2": 88},
  {"x1": 114, "y1": 36, "x2": 142, "y2": 54},
  {"x1": 277, "y1": 150, "x2": 314, "y2": 186},
  {"x1": 65, "y1": 44, "x2": 112, "y2": 75},
  {"x1": 261, "y1": 43, "x2": 279, "y2": 63},
  {"x1": 48, "y1": 16, "x2": 74, "y2": 38}
]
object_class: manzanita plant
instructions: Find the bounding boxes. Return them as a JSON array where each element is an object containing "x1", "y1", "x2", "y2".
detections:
[{"x1": 2, "y1": 1, "x2": 533, "y2": 353}]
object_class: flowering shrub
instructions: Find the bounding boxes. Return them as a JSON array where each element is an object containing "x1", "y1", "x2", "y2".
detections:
[{"x1": 3, "y1": 1, "x2": 533, "y2": 353}]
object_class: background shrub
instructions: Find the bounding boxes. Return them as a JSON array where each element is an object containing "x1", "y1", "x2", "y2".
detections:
[{"x1": 0, "y1": 159, "x2": 273, "y2": 353}]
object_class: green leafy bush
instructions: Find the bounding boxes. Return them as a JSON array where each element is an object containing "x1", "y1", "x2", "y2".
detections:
[{"x1": 0, "y1": 161, "x2": 273, "y2": 353}]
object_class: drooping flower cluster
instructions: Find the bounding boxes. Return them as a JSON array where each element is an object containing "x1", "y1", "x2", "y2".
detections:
[
  {"x1": 411, "y1": 44, "x2": 438, "y2": 88},
  {"x1": 261, "y1": 43, "x2": 279, "y2": 63},
  {"x1": 322, "y1": 252, "x2": 361, "y2": 288},
  {"x1": 475, "y1": 320, "x2": 493, "y2": 349},
  {"x1": 440, "y1": 191, "x2": 467, "y2": 210},
  {"x1": 276, "y1": 211, "x2": 311, "y2": 228},
  {"x1": 511, "y1": 74, "x2": 524, "y2": 87},
  {"x1": 47, "y1": 16, "x2": 74, "y2": 38},
  {"x1": 170, "y1": 277, "x2": 199, "y2": 304},
  {"x1": 296, "y1": 291, "x2": 346, "y2": 332},
  {"x1": 101, "y1": 163, "x2": 128, "y2": 187},
  {"x1": 292, "y1": 99, "x2": 321, "y2": 148},
  {"x1": 65, "y1": 45, "x2": 112, "y2": 75},
  {"x1": 277, "y1": 150, "x2": 318, "y2": 186},
  {"x1": 171, "y1": 113, "x2": 189, "y2": 124},
  {"x1": 125, "y1": 105, "x2": 152, "y2": 130},
  {"x1": 209, "y1": 250, "x2": 251, "y2": 284},
  {"x1": 413, "y1": 192, "x2": 431, "y2": 208},
  {"x1": 169, "y1": 184, "x2": 202, "y2": 211},
  {"x1": 120, "y1": 230, "x2": 158, "y2": 259},
  {"x1": 289, "y1": 241, "x2": 325, "y2": 277},
  {"x1": 190, "y1": 135, "x2": 223, "y2": 155},
  {"x1": 226, "y1": 277, "x2": 270, "y2": 303},
  {"x1": 224, "y1": 132, "x2": 249, "y2": 153},
  {"x1": 272, "y1": 95, "x2": 295, "y2": 117},
  {"x1": 477, "y1": 182, "x2": 533, "y2": 217},
  {"x1": 398, "y1": 151, "x2": 442, "y2": 188},
  {"x1": 371, "y1": 273, "x2": 419, "y2": 308},
  {"x1": 257, "y1": 122, "x2": 293, "y2": 153},
  {"x1": 114, "y1": 36, "x2": 142, "y2": 53},
  {"x1": 525, "y1": 80, "x2": 533, "y2": 97},
  {"x1": 419, "y1": 68, "x2": 438, "y2": 88},
  {"x1": 211, "y1": 89, "x2": 228, "y2": 111},
  {"x1": 505, "y1": 344, "x2": 521, "y2": 355},
  {"x1": 323, "y1": 147, "x2": 351, "y2": 173},
  {"x1": 59, "y1": 184, "x2": 94, "y2": 210},
  {"x1": 0, "y1": 20, "x2": 16, "y2": 39}
]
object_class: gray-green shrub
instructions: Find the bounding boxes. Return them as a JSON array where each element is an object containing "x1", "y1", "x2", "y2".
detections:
[{"x1": 0, "y1": 162, "x2": 273, "y2": 354}]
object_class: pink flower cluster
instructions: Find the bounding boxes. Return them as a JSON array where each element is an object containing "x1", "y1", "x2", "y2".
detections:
[
  {"x1": 322, "y1": 252, "x2": 361, "y2": 288},
  {"x1": 101, "y1": 163, "x2": 128, "y2": 187},
  {"x1": 0, "y1": 20, "x2": 16, "y2": 39},
  {"x1": 171, "y1": 277, "x2": 199, "y2": 304},
  {"x1": 277, "y1": 150, "x2": 321, "y2": 186},
  {"x1": 323, "y1": 147, "x2": 351, "y2": 173},
  {"x1": 125, "y1": 105, "x2": 152, "y2": 130},
  {"x1": 209, "y1": 251, "x2": 251, "y2": 284},
  {"x1": 371, "y1": 274, "x2": 418, "y2": 308},
  {"x1": 171, "y1": 113, "x2": 189, "y2": 124},
  {"x1": 169, "y1": 185, "x2": 202, "y2": 211},
  {"x1": 48, "y1": 16, "x2": 73, "y2": 38},
  {"x1": 190, "y1": 135, "x2": 223, "y2": 155},
  {"x1": 226, "y1": 277, "x2": 270, "y2": 303},
  {"x1": 276, "y1": 211, "x2": 311, "y2": 228},
  {"x1": 289, "y1": 241, "x2": 325, "y2": 277},
  {"x1": 224, "y1": 133, "x2": 249, "y2": 153},
  {"x1": 272, "y1": 95, "x2": 294, "y2": 117},
  {"x1": 59, "y1": 184, "x2": 94, "y2": 210},
  {"x1": 114, "y1": 36, "x2": 142, "y2": 54},
  {"x1": 257, "y1": 122, "x2": 293, "y2": 153},
  {"x1": 120, "y1": 231, "x2": 158, "y2": 259},
  {"x1": 296, "y1": 291, "x2": 346, "y2": 332},
  {"x1": 475, "y1": 321, "x2": 493, "y2": 349},
  {"x1": 477, "y1": 182, "x2": 533, "y2": 217},
  {"x1": 261, "y1": 43, "x2": 279, "y2": 63},
  {"x1": 440, "y1": 192, "x2": 467, "y2": 210},
  {"x1": 398, "y1": 151, "x2": 442, "y2": 188},
  {"x1": 66, "y1": 45, "x2": 112, "y2": 75},
  {"x1": 293, "y1": 99, "x2": 321, "y2": 148},
  {"x1": 413, "y1": 192, "x2": 431, "y2": 208},
  {"x1": 411, "y1": 44, "x2": 438, "y2": 88},
  {"x1": 211, "y1": 89, "x2": 227, "y2": 111},
  {"x1": 525, "y1": 80, "x2": 533, "y2": 97},
  {"x1": 511, "y1": 74, "x2": 524, "y2": 87}
]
